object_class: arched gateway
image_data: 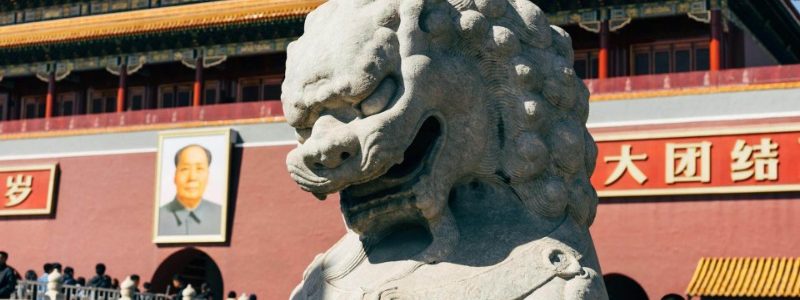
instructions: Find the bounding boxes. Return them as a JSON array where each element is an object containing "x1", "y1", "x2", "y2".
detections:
[{"x1": 151, "y1": 248, "x2": 223, "y2": 300}]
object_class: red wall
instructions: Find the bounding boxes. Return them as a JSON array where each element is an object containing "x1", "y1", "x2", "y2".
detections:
[
  {"x1": 2, "y1": 142, "x2": 798, "y2": 300},
  {"x1": 0, "y1": 145, "x2": 345, "y2": 299},
  {"x1": 591, "y1": 195, "x2": 800, "y2": 299}
]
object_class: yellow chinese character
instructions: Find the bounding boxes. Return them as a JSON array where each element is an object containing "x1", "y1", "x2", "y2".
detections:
[
  {"x1": 5, "y1": 174, "x2": 33, "y2": 207},
  {"x1": 666, "y1": 141, "x2": 712, "y2": 184},
  {"x1": 604, "y1": 145, "x2": 649, "y2": 186},
  {"x1": 731, "y1": 138, "x2": 779, "y2": 182}
]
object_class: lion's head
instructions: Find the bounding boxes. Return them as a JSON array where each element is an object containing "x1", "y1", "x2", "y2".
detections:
[{"x1": 282, "y1": 0, "x2": 597, "y2": 258}]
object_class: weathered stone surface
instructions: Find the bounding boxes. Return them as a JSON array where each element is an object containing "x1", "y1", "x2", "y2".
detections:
[{"x1": 281, "y1": 0, "x2": 607, "y2": 298}]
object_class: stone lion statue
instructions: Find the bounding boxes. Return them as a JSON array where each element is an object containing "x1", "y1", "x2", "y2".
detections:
[{"x1": 281, "y1": 0, "x2": 607, "y2": 298}]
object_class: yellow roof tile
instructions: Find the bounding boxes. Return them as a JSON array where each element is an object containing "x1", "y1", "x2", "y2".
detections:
[
  {"x1": 725, "y1": 257, "x2": 745, "y2": 297},
  {"x1": 687, "y1": 257, "x2": 800, "y2": 298},
  {"x1": 728, "y1": 258, "x2": 753, "y2": 296},
  {"x1": 0, "y1": 0, "x2": 325, "y2": 48},
  {"x1": 686, "y1": 258, "x2": 707, "y2": 295},
  {"x1": 710, "y1": 257, "x2": 730, "y2": 296},
  {"x1": 791, "y1": 258, "x2": 800, "y2": 295},
  {"x1": 718, "y1": 257, "x2": 739, "y2": 296},
  {"x1": 767, "y1": 257, "x2": 789, "y2": 297},
  {"x1": 740, "y1": 257, "x2": 759, "y2": 296},
  {"x1": 695, "y1": 258, "x2": 716, "y2": 295},
  {"x1": 782, "y1": 258, "x2": 795, "y2": 293}
]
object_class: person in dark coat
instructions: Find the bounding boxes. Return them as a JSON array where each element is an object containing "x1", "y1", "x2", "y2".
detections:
[
  {"x1": 198, "y1": 282, "x2": 212, "y2": 300},
  {"x1": 0, "y1": 251, "x2": 18, "y2": 299},
  {"x1": 62, "y1": 267, "x2": 77, "y2": 285},
  {"x1": 167, "y1": 275, "x2": 186, "y2": 299},
  {"x1": 130, "y1": 274, "x2": 141, "y2": 293},
  {"x1": 87, "y1": 263, "x2": 111, "y2": 288},
  {"x1": 226, "y1": 291, "x2": 237, "y2": 300},
  {"x1": 25, "y1": 270, "x2": 37, "y2": 281}
]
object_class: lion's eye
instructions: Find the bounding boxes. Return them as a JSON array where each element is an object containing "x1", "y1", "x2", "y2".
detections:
[
  {"x1": 295, "y1": 128, "x2": 312, "y2": 144},
  {"x1": 359, "y1": 77, "x2": 396, "y2": 117}
]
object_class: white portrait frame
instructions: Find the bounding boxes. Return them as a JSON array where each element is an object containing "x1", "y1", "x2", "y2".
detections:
[{"x1": 152, "y1": 128, "x2": 233, "y2": 244}]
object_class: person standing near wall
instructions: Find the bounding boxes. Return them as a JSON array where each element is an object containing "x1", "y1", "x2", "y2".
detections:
[
  {"x1": 0, "y1": 251, "x2": 18, "y2": 299},
  {"x1": 36, "y1": 263, "x2": 53, "y2": 300},
  {"x1": 167, "y1": 274, "x2": 186, "y2": 299},
  {"x1": 62, "y1": 267, "x2": 77, "y2": 285},
  {"x1": 130, "y1": 274, "x2": 141, "y2": 293},
  {"x1": 88, "y1": 263, "x2": 111, "y2": 288}
]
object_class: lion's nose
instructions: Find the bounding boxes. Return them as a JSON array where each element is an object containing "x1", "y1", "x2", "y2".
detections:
[
  {"x1": 299, "y1": 127, "x2": 361, "y2": 171},
  {"x1": 305, "y1": 142, "x2": 358, "y2": 170}
]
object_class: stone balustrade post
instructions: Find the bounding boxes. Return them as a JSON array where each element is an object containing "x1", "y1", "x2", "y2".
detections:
[
  {"x1": 46, "y1": 269, "x2": 62, "y2": 300},
  {"x1": 182, "y1": 284, "x2": 196, "y2": 300},
  {"x1": 119, "y1": 276, "x2": 136, "y2": 300}
]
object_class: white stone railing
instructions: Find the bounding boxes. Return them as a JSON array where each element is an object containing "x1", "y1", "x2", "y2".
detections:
[{"x1": 12, "y1": 271, "x2": 176, "y2": 300}]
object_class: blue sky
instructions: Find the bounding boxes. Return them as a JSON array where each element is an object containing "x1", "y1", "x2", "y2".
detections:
[{"x1": 794, "y1": 0, "x2": 800, "y2": 13}]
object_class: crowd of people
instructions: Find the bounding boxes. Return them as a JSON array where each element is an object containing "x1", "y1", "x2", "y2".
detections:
[{"x1": 0, "y1": 251, "x2": 254, "y2": 300}]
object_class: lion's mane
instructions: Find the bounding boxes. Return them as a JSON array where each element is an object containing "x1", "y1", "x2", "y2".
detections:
[{"x1": 423, "y1": 0, "x2": 598, "y2": 226}]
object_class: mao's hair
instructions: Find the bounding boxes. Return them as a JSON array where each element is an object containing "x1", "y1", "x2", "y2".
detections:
[
  {"x1": 174, "y1": 144, "x2": 213, "y2": 166},
  {"x1": 421, "y1": 0, "x2": 598, "y2": 225}
]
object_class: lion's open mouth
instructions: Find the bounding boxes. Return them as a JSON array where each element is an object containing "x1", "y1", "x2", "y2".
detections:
[{"x1": 341, "y1": 116, "x2": 442, "y2": 217}]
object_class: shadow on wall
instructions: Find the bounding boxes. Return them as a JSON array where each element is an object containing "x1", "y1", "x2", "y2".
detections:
[{"x1": 604, "y1": 273, "x2": 649, "y2": 300}]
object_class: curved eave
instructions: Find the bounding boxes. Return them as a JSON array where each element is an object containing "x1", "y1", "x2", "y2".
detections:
[
  {"x1": 686, "y1": 257, "x2": 800, "y2": 298},
  {"x1": 729, "y1": 0, "x2": 800, "y2": 64},
  {"x1": 0, "y1": 0, "x2": 324, "y2": 49}
]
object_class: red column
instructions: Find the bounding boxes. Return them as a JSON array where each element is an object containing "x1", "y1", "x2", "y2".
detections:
[
  {"x1": 598, "y1": 20, "x2": 610, "y2": 80},
  {"x1": 193, "y1": 57, "x2": 203, "y2": 107},
  {"x1": 710, "y1": 9, "x2": 722, "y2": 71},
  {"x1": 116, "y1": 64, "x2": 127, "y2": 113},
  {"x1": 44, "y1": 72, "x2": 55, "y2": 118}
]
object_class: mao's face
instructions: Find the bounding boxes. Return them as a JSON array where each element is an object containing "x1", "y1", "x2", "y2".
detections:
[{"x1": 174, "y1": 146, "x2": 210, "y2": 203}]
